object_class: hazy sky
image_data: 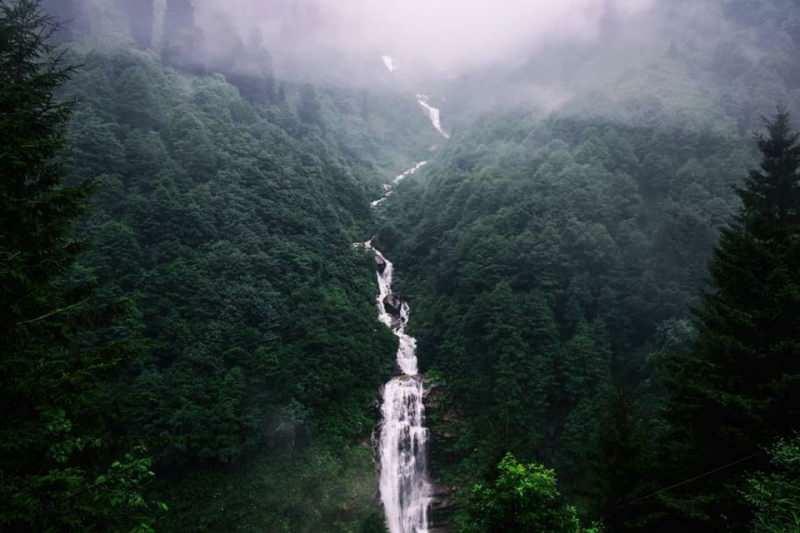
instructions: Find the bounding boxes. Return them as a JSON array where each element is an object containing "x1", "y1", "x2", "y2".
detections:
[
  {"x1": 342, "y1": 0, "x2": 655, "y2": 70},
  {"x1": 194, "y1": 0, "x2": 658, "y2": 77}
]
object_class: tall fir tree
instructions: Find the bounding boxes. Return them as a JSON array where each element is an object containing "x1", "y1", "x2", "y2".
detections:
[
  {"x1": 0, "y1": 1, "x2": 155, "y2": 529},
  {"x1": 658, "y1": 110, "x2": 800, "y2": 530}
]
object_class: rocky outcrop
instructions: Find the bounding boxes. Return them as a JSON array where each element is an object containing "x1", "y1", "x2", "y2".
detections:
[
  {"x1": 375, "y1": 254, "x2": 387, "y2": 274},
  {"x1": 424, "y1": 379, "x2": 459, "y2": 532},
  {"x1": 383, "y1": 294, "x2": 403, "y2": 317},
  {"x1": 428, "y1": 482, "x2": 455, "y2": 532}
]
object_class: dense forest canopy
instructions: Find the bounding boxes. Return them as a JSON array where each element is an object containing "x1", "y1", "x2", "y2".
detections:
[{"x1": 1, "y1": 0, "x2": 799, "y2": 531}]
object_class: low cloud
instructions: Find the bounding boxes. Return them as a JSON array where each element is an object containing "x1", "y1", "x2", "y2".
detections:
[{"x1": 193, "y1": 0, "x2": 657, "y2": 78}]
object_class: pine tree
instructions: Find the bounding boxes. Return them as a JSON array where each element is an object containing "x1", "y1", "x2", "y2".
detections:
[
  {"x1": 0, "y1": 1, "x2": 156, "y2": 529},
  {"x1": 660, "y1": 110, "x2": 800, "y2": 529}
]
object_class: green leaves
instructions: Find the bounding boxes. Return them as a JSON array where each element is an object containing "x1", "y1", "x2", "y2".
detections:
[
  {"x1": 460, "y1": 453, "x2": 588, "y2": 533},
  {"x1": 374, "y1": 62, "x2": 799, "y2": 531},
  {"x1": 0, "y1": 2, "x2": 154, "y2": 530},
  {"x1": 18, "y1": 12, "x2": 442, "y2": 527},
  {"x1": 660, "y1": 111, "x2": 800, "y2": 529},
  {"x1": 743, "y1": 436, "x2": 800, "y2": 533}
]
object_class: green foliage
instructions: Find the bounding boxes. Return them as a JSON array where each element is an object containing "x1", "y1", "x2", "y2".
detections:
[
  {"x1": 743, "y1": 435, "x2": 800, "y2": 533},
  {"x1": 157, "y1": 445, "x2": 384, "y2": 533},
  {"x1": 379, "y1": 108, "x2": 749, "y2": 521},
  {"x1": 4, "y1": 1, "x2": 436, "y2": 528},
  {"x1": 59, "y1": 45, "x2": 401, "y2": 469},
  {"x1": 375, "y1": 12, "x2": 800, "y2": 523},
  {"x1": 459, "y1": 453, "x2": 595, "y2": 533},
  {"x1": 659, "y1": 110, "x2": 800, "y2": 529},
  {"x1": 0, "y1": 0, "x2": 156, "y2": 529},
  {"x1": 12, "y1": 2, "x2": 800, "y2": 531},
  {"x1": 46, "y1": 27, "x2": 435, "y2": 527}
]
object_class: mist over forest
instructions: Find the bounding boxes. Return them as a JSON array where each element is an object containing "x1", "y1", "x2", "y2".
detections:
[{"x1": 3, "y1": 0, "x2": 800, "y2": 532}]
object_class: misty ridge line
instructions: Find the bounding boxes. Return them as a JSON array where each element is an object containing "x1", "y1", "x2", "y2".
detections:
[
  {"x1": 49, "y1": 0, "x2": 800, "y2": 127},
  {"x1": 185, "y1": 0, "x2": 659, "y2": 89},
  {"x1": 56, "y1": 1, "x2": 675, "y2": 77}
]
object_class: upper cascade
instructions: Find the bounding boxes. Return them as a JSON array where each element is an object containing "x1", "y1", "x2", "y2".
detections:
[
  {"x1": 371, "y1": 161, "x2": 428, "y2": 208},
  {"x1": 365, "y1": 58, "x2": 454, "y2": 531},
  {"x1": 382, "y1": 55, "x2": 397, "y2": 73},
  {"x1": 416, "y1": 94, "x2": 450, "y2": 139}
]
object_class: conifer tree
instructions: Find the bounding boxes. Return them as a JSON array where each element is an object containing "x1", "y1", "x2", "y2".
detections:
[
  {"x1": 0, "y1": 1, "x2": 155, "y2": 529},
  {"x1": 661, "y1": 110, "x2": 800, "y2": 529}
]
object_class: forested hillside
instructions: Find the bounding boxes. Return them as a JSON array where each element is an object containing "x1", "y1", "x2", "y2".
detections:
[
  {"x1": 378, "y1": 109, "x2": 749, "y2": 528},
  {"x1": 375, "y1": 1, "x2": 800, "y2": 529},
  {"x1": 63, "y1": 48, "x2": 403, "y2": 531},
  {"x1": 2, "y1": 1, "x2": 436, "y2": 530},
  {"x1": 3, "y1": 0, "x2": 800, "y2": 531}
]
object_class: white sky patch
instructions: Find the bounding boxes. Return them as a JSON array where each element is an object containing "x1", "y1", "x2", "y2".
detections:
[{"x1": 335, "y1": 0, "x2": 656, "y2": 73}]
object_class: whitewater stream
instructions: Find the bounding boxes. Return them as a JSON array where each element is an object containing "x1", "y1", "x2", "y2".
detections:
[
  {"x1": 362, "y1": 238, "x2": 431, "y2": 533},
  {"x1": 416, "y1": 94, "x2": 450, "y2": 139},
  {"x1": 366, "y1": 167, "x2": 436, "y2": 532},
  {"x1": 365, "y1": 61, "x2": 449, "y2": 532},
  {"x1": 362, "y1": 159, "x2": 431, "y2": 532}
]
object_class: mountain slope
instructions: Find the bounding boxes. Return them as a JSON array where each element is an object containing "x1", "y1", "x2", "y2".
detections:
[{"x1": 58, "y1": 43, "x2": 434, "y2": 531}]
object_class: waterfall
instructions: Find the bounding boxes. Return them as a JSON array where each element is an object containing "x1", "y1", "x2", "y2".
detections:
[
  {"x1": 363, "y1": 73, "x2": 448, "y2": 533},
  {"x1": 416, "y1": 95, "x2": 450, "y2": 139},
  {"x1": 382, "y1": 55, "x2": 397, "y2": 73},
  {"x1": 363, "y1": 158, "x2": 433, "y2": 532},
  {"x1": 363, "y1": 237, "x2": 431, "y2": 533},
  {"x1": 371, "y1": 161, "x2": 428, "y2": 208}
]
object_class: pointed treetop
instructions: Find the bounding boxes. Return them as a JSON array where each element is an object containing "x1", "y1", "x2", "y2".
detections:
[{"x1": 737, "y1": 108, "x2": 800, "y2": 234}]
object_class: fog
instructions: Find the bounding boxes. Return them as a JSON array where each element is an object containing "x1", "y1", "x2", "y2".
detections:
[
  {"x1": 192, "y1": 0, "x2": 658, "y2": 79},
  {"x1": 61, "y1": 0, "x2": 746, "y2": 91},
  {"x1": 166, "y1": 0, "x2": 800, "y2": 129},
  {"x1": 50, "y1": 0, "x2": 796, "y2": 125}
]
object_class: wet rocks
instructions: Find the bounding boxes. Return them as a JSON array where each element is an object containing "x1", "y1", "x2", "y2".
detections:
[
  {"x1": 375, "y1": 253, "x2": 388, "y2": 273},
  {"x1": 383, "y1": 294, "x2": 403, "y2": 316},
  {"x1": 428, "y1": 484, "x2": 455, "y2": 533}
]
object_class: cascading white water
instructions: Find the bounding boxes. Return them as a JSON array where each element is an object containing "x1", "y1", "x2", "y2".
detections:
[
  {"x1": 416, "y1": 95, "x2": 450, "y2": 139},
  {"x1": 371, "y1": 161, "x2": 428, "y2": 208},
  {"x1": 364, "y1": 238, "x2": 431, "y2": 533},
  {"x1": 361, "y1": 156, "x2": 435, "y2": 532},
  {"x1": 382, "y1": 55, "x2": 397, "y2": 73},
  {"x1": 363, "y1": 73, "x2": 449, "y2": 532}
]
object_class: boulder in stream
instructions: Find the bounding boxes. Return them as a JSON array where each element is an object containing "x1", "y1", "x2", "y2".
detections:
[
  {"x1": 383, "y1": 294, "x2": 403, "y2": 316},
  {"x1": 375, "y1": 254, "x2": 387, "y2": 273}
]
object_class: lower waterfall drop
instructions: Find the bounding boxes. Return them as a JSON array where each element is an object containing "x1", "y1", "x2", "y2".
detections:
[{"x1": 363, "y1": 162, "x2": 432, "y2": 533}]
